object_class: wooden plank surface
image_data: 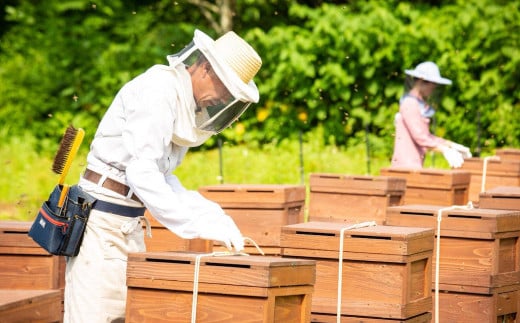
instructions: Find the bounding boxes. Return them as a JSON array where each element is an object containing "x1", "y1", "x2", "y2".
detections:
[
  {"x1": 434, "y1": 286, "x2": 519, "y2": 322},
  {"x1": 386, "y1": 204, "x2": 520, "y2": 235},
  {"x1": 280, "y1": 222, "x2": 434, "y2": 256},
  {"x1": 307, "y1": 192, "x2": 401, "y2": 224},
  {"x1": 290, "y1": 255, "x2": 432, "y2": 319},
  {"x1": 198, "y1": 184, "x2": 306, "y2": 206},
  {"x1": 126, "y1": 285, "x2": 313, "y2": 323},
  {"x1": 0, "y1": 221, "x2": 48, "y2": 252},
  {"x1": 127, "y1": 252, "x2": 316, "y2": 288},
  {"x1": 311, "y1": 311, "x2": 432, "y2": 323},
  {"x1": 0, "y1": 289, "x2": 63, "y2": 322},
  {"x1": 461, "y1": 157, "x2": 520, "y2": 175},
  {"x1": 380, "y1": 168, "x2": 471, "y2": 188},
  {"x1": 479, "y1": 186, "x2": 520, "y2": 210},
  {"x1": 0, "y1": 254, "x2": 65, "y2": 289},
  {"x1": 496, "y1": 148, "x2": 520, "y2": 162},
  {"x1": 309, "y1": 173, "x2": 406, "y2": 194}
]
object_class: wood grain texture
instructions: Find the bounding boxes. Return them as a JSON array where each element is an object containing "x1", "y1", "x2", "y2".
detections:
[
  {"x1": 0, "y1": 289, "x2": 63, "y2": 323},
  {"x1": 0, "y1": 221, "x2": 65, "y2": 289},
  {"x1": 126, "y1": 252, "x2": 315, "y2": 322},
  {"x1": 280, "y1": 222, "x2": 433, "y2": 319}
]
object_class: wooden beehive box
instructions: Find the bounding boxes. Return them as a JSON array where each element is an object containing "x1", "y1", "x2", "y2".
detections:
[
  {"x1": 308, "y1": 173, "x2": 406, "y2": 224},
  {"x1": 0, "y1": 289, "x2": 63, "y2": 322},
  {"x1": 386, "y1": 205, "x2": 520, "y2": 290},
  {"x1": 281, "y1": 222, "x2": 434, "y2": 319},
  {"x1": 479, "y1": 186, "x2": 520, "y2": 211},
  {"x1": 496, "y1": 148, "x2": 520, "y2": 162},
  {"x1": 0, "y1": 221, "x2": 65, "y2": 290},
  {"x1": 434, "y1": 284, "x2": 520, "y2": 323},
  {"x1": 126, "y1": 251, "x2": 316, "y2": 323},
  {"x1": 311, "y1": 312, "x2": 432, "y2": 323},
  {"x1": 460, "y1": 157, "x2": 520, "y2": 203},
  {"x1": 380, "y1": 168, "x2": 470, "y2": 206},
  {"x1": 143, "y1": 210, "x2": 213, "y2": 253},
  {"x1": 198, "y1": 184, "x2": 306, "y2": 255}
]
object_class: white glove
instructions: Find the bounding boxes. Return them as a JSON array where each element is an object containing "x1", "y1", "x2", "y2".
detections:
[
  {"x1": 198, "y1": 214, "x2": 245, "y2": 252},
  {"x1": 440, "y1": 146, "x2": 465, "y2": 168},
  {"x1": 450, "y1": 142, "x2": 472, "y2": 158}
]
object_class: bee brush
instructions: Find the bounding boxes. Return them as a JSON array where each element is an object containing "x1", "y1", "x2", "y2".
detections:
[{"x1": 52, "y1": 125, "x2": 85, "y2": 208}]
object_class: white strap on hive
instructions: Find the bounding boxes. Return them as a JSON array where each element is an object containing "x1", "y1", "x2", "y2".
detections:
[
  {"x1": 337, "y1": 221, "x2": 377, "y2": 323},
  {"x1": 434, "y1": 202, "x2": 474, "y2": 323},
  {"x1": 191, "y1": 237, "x2": 263, "y2": 323},
  {"x1": 481, "y1": 156, "x2": 500, "y2": 193}
]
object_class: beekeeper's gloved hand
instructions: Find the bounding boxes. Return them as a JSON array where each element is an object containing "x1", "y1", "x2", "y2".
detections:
[
  {"x1": 450, "y1": 142, "x2": 472, "y2": 158},
  {"x1": 198, "y1": 214, "x2": 244, "y2": 252},
  {"x1": 440, "y1": 146, "x2": 464, "y2": 168}
]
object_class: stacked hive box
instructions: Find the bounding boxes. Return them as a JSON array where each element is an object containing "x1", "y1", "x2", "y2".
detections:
[
  {"x1": 496, "y1": 148, "x2": 520, "y2": 162},
  {"x1": 460, "y1": 157, "x2": 520, "y2": 203},
  {"x1": 125, "y1": 251, "x2": 316, "y2": 322},
  {"x1": 479, "y1": 186, "x2": 520, "y2": 211},
  {"x1": 0, "y1": 289, "x2": 63, "y2": 322},
  {"x1": 280, "y1": 221, "x2": 434, "y2": 321},
  {"x1": 0, "y1": 221, "x2": 65, "y2": 321},
  {"x1": 380, "y1": 168, "x2": 471, "y2": 206},
  {"x1": 386, "y1": 205, "x2": 520, "y2": 322},
  {"x1": 143, "y1": 210, "x2": 213, "y2": 253},
  {"x1": 308, "y1": 173, "x2": 406, "y2": 224},
  {"x1": 199, "y1": 184, "x2": 306, "y2": 255}
]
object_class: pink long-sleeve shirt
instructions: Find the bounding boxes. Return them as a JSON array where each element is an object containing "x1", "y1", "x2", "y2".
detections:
[{"x1": 390, "y1": 95, "x2": 447, "y2": 169}]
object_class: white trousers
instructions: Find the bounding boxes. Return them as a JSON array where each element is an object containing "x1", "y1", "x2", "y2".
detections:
[{"x1": 64, "y1": 208, "x2": 146, "y2": 323}]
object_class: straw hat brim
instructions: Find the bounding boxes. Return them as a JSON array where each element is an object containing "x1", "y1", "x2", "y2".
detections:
[{"x1": 193, "y1": 30, "x2": 260, "y2": 103}]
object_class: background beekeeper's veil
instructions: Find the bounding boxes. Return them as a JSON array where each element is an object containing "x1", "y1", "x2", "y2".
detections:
[
  {"x1": 167, "y1": 29, "x2": 262, "y2": 145},
  {"x1": 404, "y1": 61, "x2": 452, "y2": 112}
]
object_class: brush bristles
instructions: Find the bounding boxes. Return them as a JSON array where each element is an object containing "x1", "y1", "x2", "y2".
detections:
[{"x1": 52, "y1": 125, "x2": 79, "y2": 174}]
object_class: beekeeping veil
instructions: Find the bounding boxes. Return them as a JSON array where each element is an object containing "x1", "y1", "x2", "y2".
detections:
[
  {"x1": 167, "y1": 29, "x2": 262, "y2": 146},
  {"x1": 404, "y1": 61, "x2": 452, "y2": 113}
]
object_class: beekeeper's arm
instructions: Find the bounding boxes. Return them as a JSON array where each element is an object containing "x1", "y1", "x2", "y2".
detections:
[{"x1": 122, "y1": 72, "x2": 244, "y2": 252}]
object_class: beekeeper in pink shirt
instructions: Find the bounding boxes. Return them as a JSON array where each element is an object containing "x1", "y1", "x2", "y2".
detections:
[{"x1": 391, "y1": 61, "x2": 471, "y2": 169}]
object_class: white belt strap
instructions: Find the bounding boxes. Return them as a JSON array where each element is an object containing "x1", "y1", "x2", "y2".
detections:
[{"x1": 337, "y1": 221, "x2": 377, "y2": 323}]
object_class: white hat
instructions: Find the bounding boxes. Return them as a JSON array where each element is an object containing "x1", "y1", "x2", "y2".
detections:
[
  {"x1": 405, "y1": 61, "x2": 452, "y2": 85},
  {"x1": 193, "y1": 29, "x2": 262, "y2": 103}
]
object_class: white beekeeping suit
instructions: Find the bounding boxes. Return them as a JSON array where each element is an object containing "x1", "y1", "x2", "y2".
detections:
[{"x1": 66, "y1": 29, "x2": 262, "y2": 323}]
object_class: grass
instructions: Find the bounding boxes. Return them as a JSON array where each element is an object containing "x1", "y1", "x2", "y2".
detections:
[{"x1": 0, "y1": 130, "x2": 451, "y2": 221}]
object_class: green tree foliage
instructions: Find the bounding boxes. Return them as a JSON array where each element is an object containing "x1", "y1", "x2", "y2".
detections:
[
  {"x1": 0, "y1": 0, "x2": 518, "y2": 156},
  {"x1": 248, "y1": 0, "x2": 519, "y2": 156}
]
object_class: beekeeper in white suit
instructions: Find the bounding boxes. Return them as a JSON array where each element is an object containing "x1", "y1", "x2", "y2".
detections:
[
  {"x1": 65, "y1": 29, "x2": 262, "y2": 322},
  {"x1": 391, "y1": 61, "x2": 471, "y2": 169}
]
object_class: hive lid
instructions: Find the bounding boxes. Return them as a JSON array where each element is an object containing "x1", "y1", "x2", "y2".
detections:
[
  {"x1": 386, "y1": 204, "x2": 520, "y2": 237},
  {"x1": 127, "y1": 251, "x2": 316, "y2": 290},
  {"x1": 280, "y1": 221, "x2": 434, "y2": 260},
  {"x1": 0, "y1": 221, "x2": 45, "y2": 253},
  {"x1": 460, "y1": 157, "x2": 520, "y2": 175},
  {"x1": 309, "y1": 173, "x2": 406, "y2": 194},
  {"x1": 198, "y1": 184, "x2": 306, "y2": 205},
  {"x1": 480, "y1": 186, "x2": 520, "y2": 198},
  {"x1": 380, "y1": 168, "x2": 471, "y2": 188}
]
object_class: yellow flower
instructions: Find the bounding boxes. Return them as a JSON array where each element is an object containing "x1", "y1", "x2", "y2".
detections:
[
  {"x1": 298, "y1": 111, "x2": 308, "y2": 122},
  {"x1": 235, "y1": 122, "x2": 245, "y2": 135},
  {"x1": 257, "y1": 108, "x2": 269, "y2": 122}
]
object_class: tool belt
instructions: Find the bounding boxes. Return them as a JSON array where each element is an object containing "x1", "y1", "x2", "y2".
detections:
[
  {"x1": 83, "y1": 168, "x2": 142, "y2": 203},
  {"x1": 29, "y1": 184, "x2": 96, "y2": 257}
]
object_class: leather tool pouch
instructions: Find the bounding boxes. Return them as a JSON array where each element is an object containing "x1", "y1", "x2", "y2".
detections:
[{"x1": 29, "y1": 184, "x2": 96, "y2": 257}]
